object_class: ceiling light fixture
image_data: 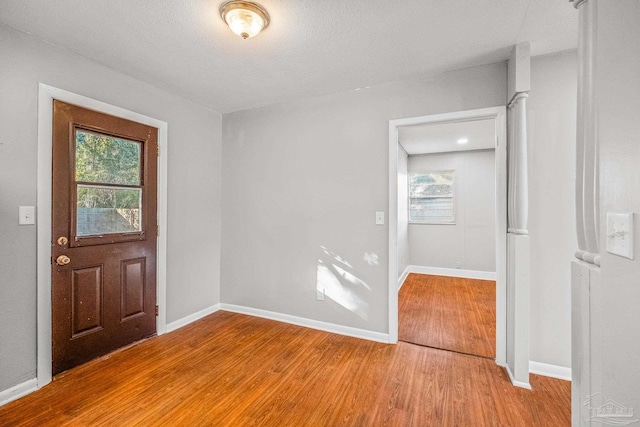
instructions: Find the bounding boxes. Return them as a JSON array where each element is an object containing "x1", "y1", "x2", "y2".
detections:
[
  {"x1": 457, "y1": 138, "x2": 469, "y2": 145},
  {"x1": 220, "y1": 1, "x2": 270, "y2": 39}
]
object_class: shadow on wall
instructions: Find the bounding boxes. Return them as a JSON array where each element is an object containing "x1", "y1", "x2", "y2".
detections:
[{"x1": 316, "y1": 246, "x2": 374, "y2": 320}]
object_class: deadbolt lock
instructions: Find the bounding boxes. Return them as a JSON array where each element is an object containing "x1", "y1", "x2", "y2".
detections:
[
  {"x1": 56, "y1": 255, "x2": 71, "y2": 266},
  {"x1": 57, "y1": 236, "x2": 68, "y2": 246}
]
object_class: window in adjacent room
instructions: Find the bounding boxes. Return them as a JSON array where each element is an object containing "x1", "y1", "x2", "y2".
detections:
[{"x1": 409, "y1": 170, "x2": 455, "y2": 224}]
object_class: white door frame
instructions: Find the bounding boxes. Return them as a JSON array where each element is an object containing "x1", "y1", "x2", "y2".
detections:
[
  {"x1": 388, "y1": 106, "x2": 507, "y2": 366},
  {"x1": 36, "y1": 84, "x2": 169, "y2": 387}
]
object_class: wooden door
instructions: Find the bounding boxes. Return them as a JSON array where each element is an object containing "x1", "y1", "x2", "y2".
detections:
[{"x1": 52, "y1": 100, "x2": 158, "y2": 375}]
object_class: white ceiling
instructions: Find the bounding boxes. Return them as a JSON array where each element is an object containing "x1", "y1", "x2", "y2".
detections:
[
  {"x1": 399, "y1": 119, "x2": 496, "y2": 155},
  {"x1": 0, "y1": 0, "x2": 578, "y2": 114}
]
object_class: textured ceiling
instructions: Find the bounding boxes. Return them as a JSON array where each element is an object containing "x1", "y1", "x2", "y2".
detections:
[
  {"x1": 0, "y1": 0, "x2": 578, "y2": 113},
  {"x1": 399, "y1": 119, "x2": 496, "y2": 155}
]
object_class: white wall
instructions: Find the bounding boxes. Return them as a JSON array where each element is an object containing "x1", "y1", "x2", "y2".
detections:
[
  {"x1": 221, "y1": 62, "x2": 507, "y2": 334},
  {"x1": 594, "y1": 0, "x2": 640, "y2": 411},
  {"x1": 528, "y1": 50, "x2": 577, "y2": 370},
  {"x1": 397, "y1": 146, "x2": 409, "y2": 281},
  {"x1": 408, "y1": 150, "x2": 496, "y2": 272},
  {"x1": 0, "y1": 24, "x2": 222, "y2": 392}
]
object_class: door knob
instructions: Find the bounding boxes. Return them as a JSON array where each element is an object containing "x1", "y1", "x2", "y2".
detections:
[
  {"x1": 56, "y1": 255, "x2": 71, "y2": 266},
  {"x1": 57, "y1": 236, "x2": 68, "y2": 246}
]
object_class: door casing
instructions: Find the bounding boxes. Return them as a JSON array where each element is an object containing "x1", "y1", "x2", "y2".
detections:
[
  {"x1": 388, "y1": 106, "x2": 508, "y2": 367},
  {"x1": 37, "y1": 84, "x2": 168, "y2": 387}
]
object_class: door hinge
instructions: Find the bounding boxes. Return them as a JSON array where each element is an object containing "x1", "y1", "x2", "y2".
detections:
[
  {"x1": 156, "y1": 144, "x2": 160, "y2": 157},
  {"x1": 155, "y1": 305, "x2": 159, "y2": 316},
  {"x1": 156, "y1": 224, "x2": 159, "y2": 237}
]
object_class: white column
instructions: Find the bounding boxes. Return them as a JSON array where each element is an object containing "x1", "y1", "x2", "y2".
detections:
[
  {"x1": 505, "y1": 43, "x2": 531, "y2": 389},
  {"x1": 571, "y1": 0, "x2": 600, "y2": 425},
  {"x1": 507, "y1": 93, "x2": 529, "y2": 235},
  {"x1": 574, "y1": 0, "x2": 600, "y2": 266}
]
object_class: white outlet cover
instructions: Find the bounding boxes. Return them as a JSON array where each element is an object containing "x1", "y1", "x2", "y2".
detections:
[
  {"x1": 606, "y1": 212, "x2": 634, "y2": 259},
  {"x1": 375, "y1": 211, "x2": 385, "y2": 225},
  {"x1": 19, "y1": 206, "x2": 36, "y2": 225}
]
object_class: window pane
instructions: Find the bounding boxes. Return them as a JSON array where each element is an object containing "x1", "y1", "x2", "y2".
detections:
[
  {"x1": 75, "y1": 129, "x2": 141, "y2": 185},
  {"x1": 410, "y1": 197, "x2": 454, "y2": 222},
  {"x1": 409, "y1": 170, "x2": 455, "y2": 223},
  {"x1": 77, "y1": 185, "x2": 142, "y2": 236},
  {"x1": 410, "y1": 170, "x2": 453, "y2": 197}
]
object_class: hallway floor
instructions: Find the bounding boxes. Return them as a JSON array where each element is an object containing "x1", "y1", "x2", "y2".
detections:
[{"x1": 399, "y1": 273, "x2": 496, "y2": 358}]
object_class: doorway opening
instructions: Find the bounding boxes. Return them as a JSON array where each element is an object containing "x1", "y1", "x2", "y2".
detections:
[{"x1": 388, "y1": 107, "x2": 507, "y2": 366}]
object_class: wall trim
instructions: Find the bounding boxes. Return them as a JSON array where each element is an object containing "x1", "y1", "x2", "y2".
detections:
[
  {"x1": 404, "y1": 265, "x2": 497, "y2": 281},
  {"x1": 0, "y1": 378, "x2": 38, "y2": 407},
  {"x1": 166, "y1": 304, "x2": 221, "y2": 333},
  {"x1": 37, "y1": 84, "x2": 169, "y2": 389},
  {"x1": 529, "y1": 361, "x2": 572, "y2": 381},
  {"x1": 220, "y1": 304, "x2": 391, "y2": 344},
  {"x1": 506, "y1": 364, "x2": 532, "y2": 390},
  {"x1": 398, "y1": 266, "x2": 411, "y2": 290}
]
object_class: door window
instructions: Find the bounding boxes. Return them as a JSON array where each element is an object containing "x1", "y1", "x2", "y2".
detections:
[{"x1": 73, "y1": 128, "x2": 145, "y2": 243}]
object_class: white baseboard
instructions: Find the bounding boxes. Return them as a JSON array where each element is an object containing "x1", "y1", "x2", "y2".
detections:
[
  {"x1": 398, "y1": 266, "x2": 410, "y2": 290},
  {"x1": 405, "y1": 265, "x2": 496, "y2": 281},
  {"x1": 529, "y1": 361, "x2": 572, "y2": 381},
  {"x1": 0, "y1": 378, "x2": 38, "y2": 407},
  {"x1": 505, "y1": 364, "x2": 532, "y2": 390},
  {"x1": 166, "y1": 304, "x2": 221, "y2": 333},
  {"x1": 220, "y1": 303, "x2": 390, "y2": 344}
]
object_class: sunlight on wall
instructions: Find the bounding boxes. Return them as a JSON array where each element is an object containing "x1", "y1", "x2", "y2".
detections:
[
  {"x1": 317, "y1": 246, "x2": 370, "y2": 320},
  {"x1": 332, "y1": 264, "x2": 371, "y2": 291},
  {"x1": 363, "y1": 252, "x2": 379, "y2": 266}
]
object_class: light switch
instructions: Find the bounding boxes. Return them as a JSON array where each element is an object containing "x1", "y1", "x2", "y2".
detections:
[
  {"x1": 375, "y1": 211, "x2": 385, "y2": 225},
  {"x1": 19, "y1": 206, "x2": 36, "y2": 225},
  {"x1": 606, "y1": 213, "x2": 634, "y2": 259}
]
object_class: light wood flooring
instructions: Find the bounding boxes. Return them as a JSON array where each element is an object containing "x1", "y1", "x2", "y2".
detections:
[
  {"x1": 399, "y1": 273, "x2": 496, "y2": 358},
  {"x1": 0, "y1": 311, "x2": 569, "y2": 426}
]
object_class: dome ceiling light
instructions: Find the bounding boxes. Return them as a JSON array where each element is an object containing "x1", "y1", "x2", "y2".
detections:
[{"x1": 220, "y1": 1, "x2": 270, "y2": 39}]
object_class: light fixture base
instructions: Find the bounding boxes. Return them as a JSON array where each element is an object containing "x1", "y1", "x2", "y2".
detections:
[{"x1": 220, "y1": 1, "x2": 270, "y2": 39}]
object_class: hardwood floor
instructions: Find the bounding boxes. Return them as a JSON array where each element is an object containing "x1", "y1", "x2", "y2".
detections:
[
  {"x1": 0, "y1": 311, "x2": 569, "y2": 426},
  {"x1": 399, "y1": 273, "x2": 496, "y2": 358}
]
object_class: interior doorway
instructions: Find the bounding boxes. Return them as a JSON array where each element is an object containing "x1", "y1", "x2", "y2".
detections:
[{"x1": 388, "y1": 107, "x2": 507, "y2": 366}]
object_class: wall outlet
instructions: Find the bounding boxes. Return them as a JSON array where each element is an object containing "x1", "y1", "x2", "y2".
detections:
[{"x1": 316, "y1": 288, "x2": 325, "y2": 301}]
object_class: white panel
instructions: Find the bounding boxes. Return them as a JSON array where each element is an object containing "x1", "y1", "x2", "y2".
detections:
[
  {"x1": 528, "y1": 50, "x2": 576, "y2": 373},
  {"x1": 571, "y1": 261, "x2": 591, "y2": 426},
  {"x1": 507, "y1": 42, "x2": 531, "y2": 100},
  {"x1": 507, "y1": 233, "x2": 530, "y2": 388}
]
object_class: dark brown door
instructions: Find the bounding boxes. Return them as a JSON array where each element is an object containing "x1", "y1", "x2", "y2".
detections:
[{"x1": 52, "y1": 100, "x2": 158, "y2": 375}]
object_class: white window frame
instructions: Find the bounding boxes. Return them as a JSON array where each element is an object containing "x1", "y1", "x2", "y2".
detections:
[{"x1": 408, "y1": 169, "x2": 456, "y2": 225}]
